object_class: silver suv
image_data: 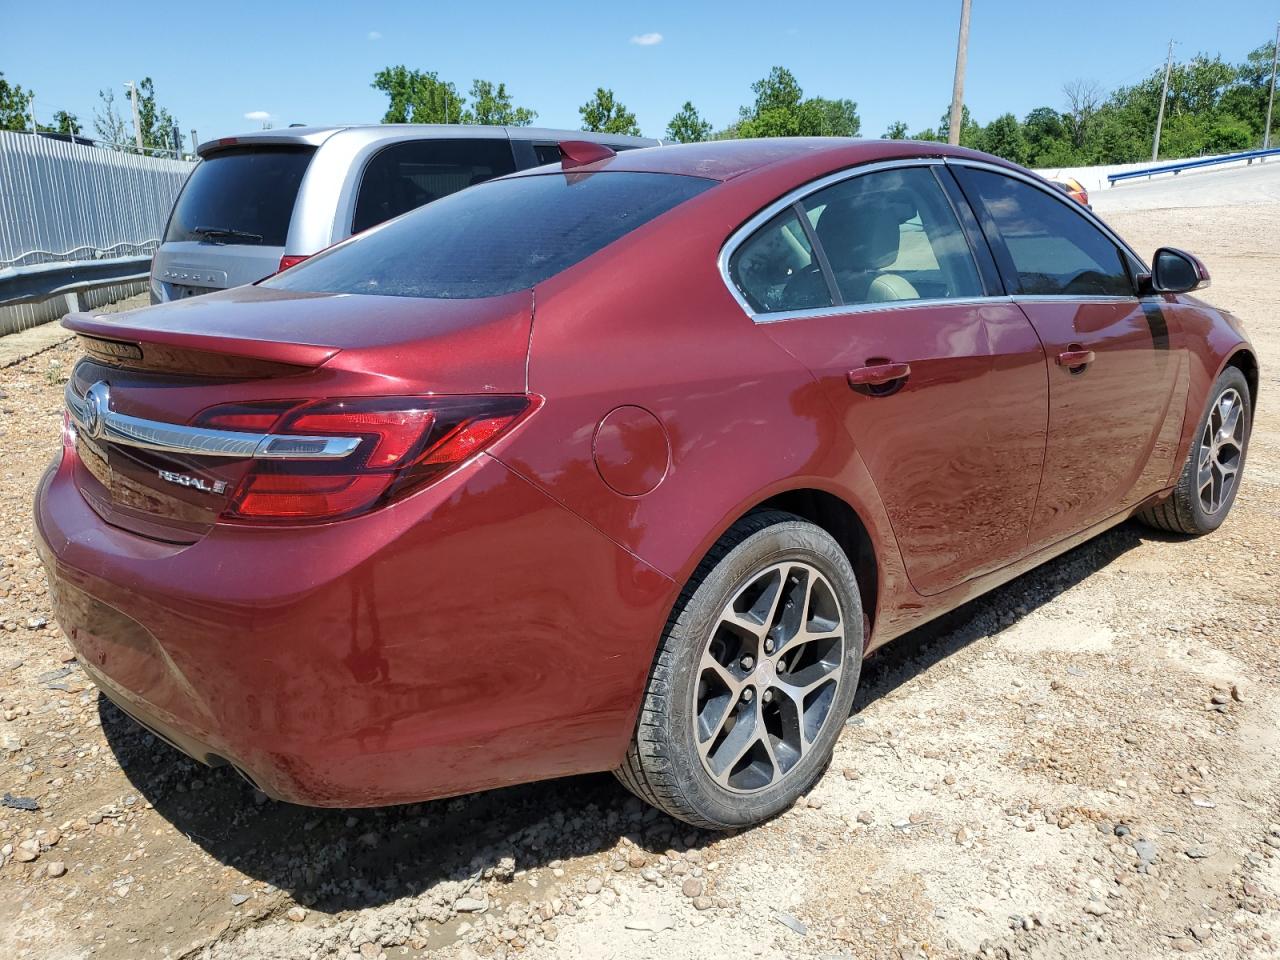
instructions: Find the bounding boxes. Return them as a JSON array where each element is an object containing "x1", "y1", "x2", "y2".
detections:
[{"x1": 150, "y1": 124, "x2": 657, "y2": 303}]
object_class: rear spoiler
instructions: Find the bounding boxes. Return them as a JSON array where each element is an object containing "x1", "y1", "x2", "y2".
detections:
[{"x1": 63, "y1": 311, "x2": 339, "y2": 375}]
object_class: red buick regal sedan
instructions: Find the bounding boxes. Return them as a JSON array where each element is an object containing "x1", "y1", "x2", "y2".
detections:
[{"x1": 36, "y1": 138, "x2": 1256, "y2": 828}]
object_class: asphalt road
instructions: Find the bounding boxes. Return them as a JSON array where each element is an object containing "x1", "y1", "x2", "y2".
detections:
[{"x1": 1092, "y1": 158, "x2": 1280, "y2": 212}]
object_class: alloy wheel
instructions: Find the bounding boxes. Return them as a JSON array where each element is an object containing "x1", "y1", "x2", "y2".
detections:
[
  {"x1": 1197, "y1": 387, "x2": 1245, "y2": 516},
  {"x1": 694, "y1": 561, "x2": 846, "y2": 794}
]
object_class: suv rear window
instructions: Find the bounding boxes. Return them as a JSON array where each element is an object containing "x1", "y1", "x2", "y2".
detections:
[
  {"x1": 164, "y1": 146, "x2": 315, "y2": 246},
  {"x1": 265, "y1": 171, "x2": 715, "y2": 300}
]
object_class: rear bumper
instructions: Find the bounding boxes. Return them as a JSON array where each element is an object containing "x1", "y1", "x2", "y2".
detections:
[{"x1": 34, "y1": 450, "x2": 674, "y2": 806}]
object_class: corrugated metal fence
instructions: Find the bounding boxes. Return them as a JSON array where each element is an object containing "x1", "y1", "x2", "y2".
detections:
[{"x1": 0, "y1": 131, "x2": 195, "y2": 335}]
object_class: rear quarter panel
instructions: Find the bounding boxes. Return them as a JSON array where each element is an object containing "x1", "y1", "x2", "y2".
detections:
[{"x1": 492, "y1": 178, "x2": 916, "y2": 641}]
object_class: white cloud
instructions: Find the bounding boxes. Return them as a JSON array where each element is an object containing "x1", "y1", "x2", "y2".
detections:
[
  {"x1": 630, "y1": 32, "x2": 663, "y2": 46},
  {"x1": 244, "y1": 110, "x2": 272, "y2": 122},
  {"x1": 368, "y1": 30, "x2": 382, "y2": 40}
]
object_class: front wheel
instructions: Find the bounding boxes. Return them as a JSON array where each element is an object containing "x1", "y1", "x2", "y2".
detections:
[
  {"x1": 614, "y1": 511, "x2": 863, "y2": 829},
  {"x1": 1140, "y1": 365, "x2": 1251, "y2": 535}
]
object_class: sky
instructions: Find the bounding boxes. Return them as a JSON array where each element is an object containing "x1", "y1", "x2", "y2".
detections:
[{"x1": 2, "y1": 0, "x2": 1277, "y2": 148}]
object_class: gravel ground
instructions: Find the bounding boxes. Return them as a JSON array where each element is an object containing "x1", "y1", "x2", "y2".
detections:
[{"x1": 0, "y1": 203, "x2": 1276, "y2": 960}]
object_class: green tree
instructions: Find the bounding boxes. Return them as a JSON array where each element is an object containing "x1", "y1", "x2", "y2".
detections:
[
  {"x1": 938, "y1": 104, "x2": 980, "y2": 147},
  {"x1": 0, "y1": 72, "x2": 32, "y2": 132},
  {"x1": 1223, "y1": 38, "x2": 1278, "y2": 138},
  {"x1": 373, "y1": 66, "x2": 466, "y2": 124},
  {"x1": 93, "y1": 87, "x2": 130, "y2": 146},
  {"x1": 579, "y1": 88, "x2": 641, "y2": 135},
  {"x1": 883, "y1": 120, "x2": 910, "y2": 139},
  {"x1": 666, "y1": 101, "x2": 712, "y2": 142},
  {"x1": 1022, "y1": 106, "x2": 1071, "y2": 164},
  {"x1": 735, "y1": 66, "x2": 860, "y2": 138},
  {"x1": 51, "y1": 110, "x2": 81, "y2": 135},
  {"x1": 978, "y1": 112, "x2": 1027, "y2": 164},
  {"x1": 464, "y1": 79, "x2": 536, "y2": 126},
  {"x1": 813, "y1": 97, "x2": 860, "y2": 136},
  {"x1": 136, "y1": 77, "x2": 180, "y2": 152}
]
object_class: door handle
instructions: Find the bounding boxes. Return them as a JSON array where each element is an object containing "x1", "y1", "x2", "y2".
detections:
[
  {"x1": 848, "y1": 362, "x2": 911, "y2": 388},
  {"x1": 1056, "y1": 348, "x2": 1096, "y2": 367}
]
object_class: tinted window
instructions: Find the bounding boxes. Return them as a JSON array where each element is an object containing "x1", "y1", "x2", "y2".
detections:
[
  {"x1": 729, "y1": 210, "x2": 832, "y2": 314},
  {"x1": 532, "y1": 143, "x2": 561, "y2": 166},
  {"x1": 164, "y1": 146, "x2": 315, "y2": 246},
  {"x1": 803, "y1": 167, "x2": 982, "y2": 306},
  {"x1": 352, "y1": 138, "x2": 517, "y2": 234},
  {"x1": 267, "y1": 171, "x2": 714, "y2": 300},
  {"x1": 957, "y1": 168, "x2": 1132, "y2": 297}
]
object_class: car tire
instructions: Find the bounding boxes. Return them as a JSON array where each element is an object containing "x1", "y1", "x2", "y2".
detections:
[
  {"x1": 614, "y1": 510, "x2": 863, "y2": 829},
  {"x1": 1139, "y1": 366, "x2": 1251, "y2": 536}
]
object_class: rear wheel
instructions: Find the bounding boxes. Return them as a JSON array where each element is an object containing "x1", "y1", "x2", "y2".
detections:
[
  {"x1": 1140, "y1": 366, "x2": 1251, "y2": 535},
  {"x1": 615, "y1": 511, "x2": 863, "y2": 828}
]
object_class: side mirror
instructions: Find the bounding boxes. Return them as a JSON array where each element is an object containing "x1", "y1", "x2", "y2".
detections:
[{"x1": 1151, "y1": 247, "x2": 1210, "y2": 294}]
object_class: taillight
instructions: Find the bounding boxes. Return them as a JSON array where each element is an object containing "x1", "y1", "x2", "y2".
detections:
[
  {"x1": 277, "y1": 254, "x2": 309, "y2": 272},
  {"x1": 191, "y1": 395, "x2": 534, "y2": 523}
]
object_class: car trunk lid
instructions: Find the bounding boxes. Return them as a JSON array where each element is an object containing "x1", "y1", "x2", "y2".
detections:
[{"x1": 62, "y1": 286, "x2": 534, "y2": 542}]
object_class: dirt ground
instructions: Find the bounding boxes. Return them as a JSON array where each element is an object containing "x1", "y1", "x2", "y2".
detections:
[{"x1": 0, "y1": 199, "x2": 1276, "y2": 960}]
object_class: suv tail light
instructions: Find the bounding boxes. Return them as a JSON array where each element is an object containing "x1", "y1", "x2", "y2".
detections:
[
  {"x1": 277, "y1": 254, "x2": 310, "y2": 272},
  {"x1": 192, "y1": 395, "x2": 535, "y2": 522}
]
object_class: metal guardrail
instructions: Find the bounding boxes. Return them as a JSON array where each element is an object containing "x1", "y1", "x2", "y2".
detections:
[
  {"x1": 0, "y1": 256, "x2": 151, "y2": 308},
  {"x1": 1108, "y1": 147, "x2": 1280, "y2": 185}
]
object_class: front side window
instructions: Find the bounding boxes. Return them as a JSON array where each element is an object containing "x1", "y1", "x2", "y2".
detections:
[
  {"x1": 802, "y1": 166, "x2": 983, "y2": 307},
  {"x1": 351, "y1": 138, "x2": 517, "y2": 234},
  {"x1": 728, "y1": 210, "x2": 833, "y2": 314},
  {"x1": 268, "y1": 171, "x2": 714, "y2": 300},
  {"x1": 955, "y1": 168, "x2": 1133, "y2": 297}
]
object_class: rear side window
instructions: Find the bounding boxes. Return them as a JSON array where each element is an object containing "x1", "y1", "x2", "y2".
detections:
[
  {"x1": 351, "y1": 138, "x2": 517, "y2": 234},
  {"x1": 164, "y1": 146, "x2": 315, "y2": 246},
  {"x1": 532, "y1": 143, "x2": 562, "y2": 166},
  {"x1": 266, "y1": 171, "x2": 715, "y2": 300},
  {"x1": 802, "y1": 167, "x2": 983, "y2": 306},
  {"x1": 728, "y1": 210, "x2": 833, "y2": 313},
  {"x1": 955, "y1": 168, "x2": 1133, "y2": 297}
]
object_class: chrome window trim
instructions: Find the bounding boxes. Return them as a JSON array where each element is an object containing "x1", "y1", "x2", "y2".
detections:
[
  {"x1": 750, "y1": 294, "x2": 1016, "y2": 326},
  {"x1": 942, "y1": 157, "x2": 1151, "y2": 276},
  {"x1": 65, "y1": 382, "x2": 361, "y2": 460},
  {"x1": 1011, "y1": 294, "x2": 1138, "y2": 304},
  {"x1": 717, "y1": 157, "x2": 998, "y2": 324}
]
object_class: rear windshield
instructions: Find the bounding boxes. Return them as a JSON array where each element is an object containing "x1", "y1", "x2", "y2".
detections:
[
  {"x1": 164, "y1": 146, "x2": 315, "y2": 246},
  {"x1": 263, "y1": 171, "x2": 715, "y2": 300}
]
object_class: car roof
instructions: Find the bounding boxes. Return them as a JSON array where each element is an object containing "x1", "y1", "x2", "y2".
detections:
[
  {"x1": 511, "y1": 137, "x2": 1021, "y2": 183},
  {"x1": 198, "y1": 124, "x2": 658, "y2": 158}
]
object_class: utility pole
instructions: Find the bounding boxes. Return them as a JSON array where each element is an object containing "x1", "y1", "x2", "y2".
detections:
[
  {"x1": 124, "y1": 81, "x2": 144, "y2": 153},
  {"x1": 190, "y1": 129, "x2": 199, "y2": 156},
  {"x1": 28, "y1": 92, "x2": 35, "y2": 132},
  {"x1": 1152, "y1": 39, "x2": 1174, "y2": 162},
  {"x1": 948, "y1": 0, "x2": 972, "y2": 146},
  {"x1": 1265, "y1": 20, "x2": 1279, "y2": 151}
]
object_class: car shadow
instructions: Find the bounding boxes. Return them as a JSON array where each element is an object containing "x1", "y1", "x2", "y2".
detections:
[
  {"x1": 100, "y1": 519, "x2": 1159, "y2": 912},
  {"x1": 853, "y1": 520, "x2": 1152, "y2": 713}
]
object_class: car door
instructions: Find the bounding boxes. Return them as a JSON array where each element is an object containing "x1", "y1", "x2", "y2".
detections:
[
  {"x1": 951, "y1": 163, "x2": 1184, "y2": 551},
  {"x1": 728, "y1": 162, "x2": 1049, "y2": 596}
]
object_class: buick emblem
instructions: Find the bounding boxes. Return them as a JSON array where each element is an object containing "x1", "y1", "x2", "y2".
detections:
[{"x1": 83, "y1": 381, "x2": 110, "y2": 440}]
